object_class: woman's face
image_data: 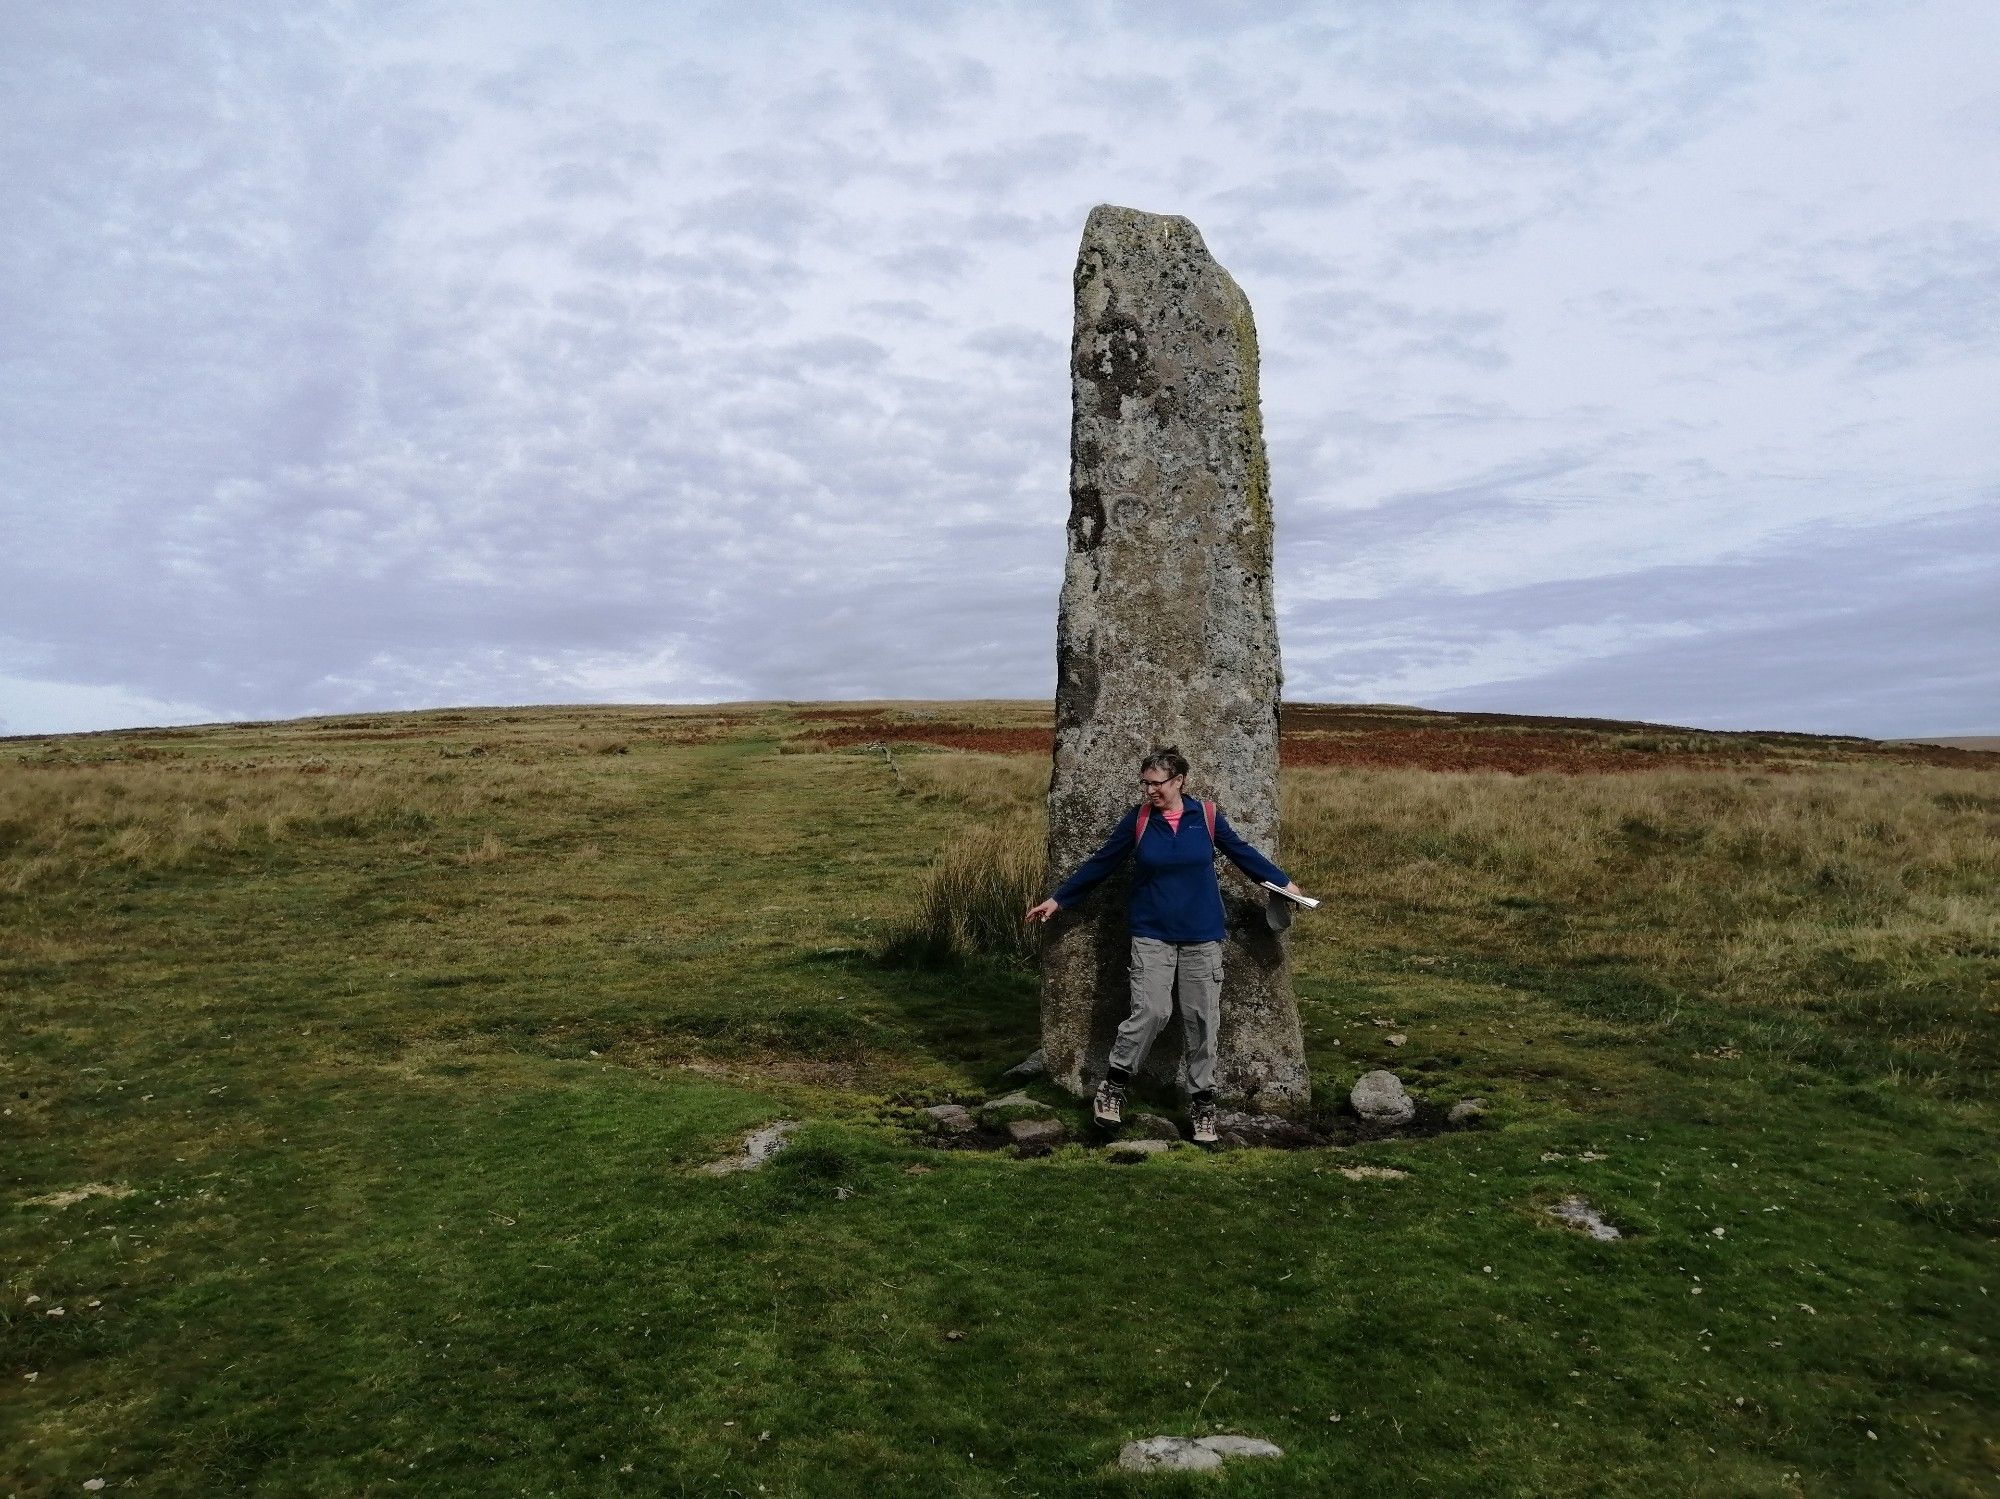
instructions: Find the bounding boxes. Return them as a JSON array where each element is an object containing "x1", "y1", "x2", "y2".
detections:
[{"x1": 1139, "y1": 768, "x2": 1183, "y2": 808}]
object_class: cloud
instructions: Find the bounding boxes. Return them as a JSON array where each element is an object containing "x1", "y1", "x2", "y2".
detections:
[
  {"x1": 0, "y1": 672, "x2": 230, "y2": 739},
  {"x1": 1286, "y1": 505, "x2": 1998, "y2": 738},
  {"x1": 1728, "y1": 223, "x2": 2000, "y2": 372},
  {"x1": 1, "y1": 0, "x2": 1995, "y2": 738},
  {"x1": 941, "y1": 133, "x2": 1090, "y2": 195}
]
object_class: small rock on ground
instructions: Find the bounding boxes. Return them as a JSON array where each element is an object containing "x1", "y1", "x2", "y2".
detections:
[
  {"x1": 1447, "y1": 1098, "x2": 1487, "y2": 1123},
  {"x1": 1106, "y1": 1139, "x2": 1175, "y2": 1161},
  {"x1": 1351, "y1": 1069, "x2": 1415, "y2": 1124},
  {"x1": 1548, "y1": 1194, "x2": 1623, "y2": 1240},
  {"x1": 1003, "y1": 1048, "x2": 1047, "y2": 1080},
  {"x1": 1125, "y1": 1113, "x2": 1184, "y2": 1141},
  {"x1": 1118, "y1": 1434, "x2": 1284, "y2": 1472},
  {"x1": 1007, "y1": 1117, "x2": 1066, "y2": 1149},
  {"x1": 701, "y1": 1121, "x2": 798, "y2": 1175},
  {"x1": 920, "y1": 1104, "x2": 976, "y2": 1134}
]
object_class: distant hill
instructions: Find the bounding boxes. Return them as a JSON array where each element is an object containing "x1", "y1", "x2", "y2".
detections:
[
  {"x1": 11, "y1": 700, "x2": 1999, "y2": 774},
  {"x1": 785, "y1": 700, "x2": 2000, "y2": 774},
  {"x1": 1892, "y1": 736, "x2": 1999, "y2": 752}
]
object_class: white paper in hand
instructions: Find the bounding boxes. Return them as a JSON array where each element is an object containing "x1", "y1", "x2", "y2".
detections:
[{"x1": 1260, "y1": 881, "x2": 1319, "y2": 908}]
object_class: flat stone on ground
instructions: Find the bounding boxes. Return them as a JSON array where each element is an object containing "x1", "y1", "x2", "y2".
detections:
[
  {"x1": 1548, "y1": 1194, "x2": 1623, "y2": 1240},
  {"x1": 701, "y1": 1120, "x2": 799, "y2": 1175},
  {"x1": 1007, "y1": 1117, "x2": 1066, "y2": 1149},
  {"x1": 1118, "y1": 1434, "x2": 1284, "y2": 1472},
  {"x1": 920, "y1": 1104, "x2": 976, "y2": 1134}
]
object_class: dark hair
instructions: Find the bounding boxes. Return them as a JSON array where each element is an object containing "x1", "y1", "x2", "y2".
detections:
[{"x1": 1140, "y1": 746, "x2": 1189, "y2": 781}]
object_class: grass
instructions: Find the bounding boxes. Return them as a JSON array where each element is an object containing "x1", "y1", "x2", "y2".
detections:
[
  {"x1": 2, "y1": 703, "x2": 1996, "y2": 1495},
  {"x1": 878, "y1": 819, "x2": 1043, "y2": 968}
]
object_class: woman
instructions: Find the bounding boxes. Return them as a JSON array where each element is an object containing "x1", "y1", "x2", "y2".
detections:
[{"x1": 1024, "y1": 746, "x2": 1306, "y2": 1144}]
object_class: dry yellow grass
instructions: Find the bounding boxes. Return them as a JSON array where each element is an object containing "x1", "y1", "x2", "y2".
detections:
[
  {"x1": 897, "y1": 751, "x2": 1045, "y2": 816},
  {"x1": 891, "y1": 756, "x2": 1998, "y2": 1054},
  {"x1": 1277, "y1": 764, "x2": 1998, "y2": 1000},
  {"x1": 0, "y1": 756, "x2": 551, "y2": 893}
]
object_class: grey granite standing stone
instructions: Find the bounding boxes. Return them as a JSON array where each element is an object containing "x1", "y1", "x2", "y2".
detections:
[{"x1": 1042, "y1": 204, "x2": 1306, "y2": 1117}]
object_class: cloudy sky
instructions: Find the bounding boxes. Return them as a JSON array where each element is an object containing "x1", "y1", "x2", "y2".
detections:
[{"x1": 4, "y1": 1, "x2": 1995, "y2": 739}]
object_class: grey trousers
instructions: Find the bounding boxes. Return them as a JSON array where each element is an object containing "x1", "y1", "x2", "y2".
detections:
[{"x1": 1109, "y1": 936, "x2": 1223, "y2": 1098}]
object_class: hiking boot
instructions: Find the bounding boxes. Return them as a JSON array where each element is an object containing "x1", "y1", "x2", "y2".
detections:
[
  {"x1": 1093, "y1": 1078, "x2": 1126, "y2": 1126},
  {"x1": 1191, "y1": 1102, "x2": 1219, "y2": 1144}
]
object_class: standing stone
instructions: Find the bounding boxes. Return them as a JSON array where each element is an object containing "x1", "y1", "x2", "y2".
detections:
[{"x1": 1041, "y1": 204, "x2": 1305, "y2": 1117}]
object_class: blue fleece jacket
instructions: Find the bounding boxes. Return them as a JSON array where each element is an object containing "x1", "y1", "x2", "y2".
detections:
[{"x1": 1050, "y1": 800, "x2": 1289, "y2": 943}]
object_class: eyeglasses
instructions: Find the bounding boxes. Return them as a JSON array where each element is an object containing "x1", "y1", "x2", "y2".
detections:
[{"x1": 1138, "y1": 775, "x2": 1181, "y2": 789}]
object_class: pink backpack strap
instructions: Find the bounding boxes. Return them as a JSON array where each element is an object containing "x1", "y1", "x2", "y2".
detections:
[{"x1": 1136, "y1": 800, "x2": 1213, "y2": 845}]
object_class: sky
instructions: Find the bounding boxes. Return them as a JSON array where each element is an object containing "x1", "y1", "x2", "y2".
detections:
[{"x1": 3, "y1": 1, "x2": 1995, "y2": 739}]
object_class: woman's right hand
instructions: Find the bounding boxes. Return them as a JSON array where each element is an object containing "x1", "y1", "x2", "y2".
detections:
[{"x1": 1024, "y1": 899, "x2": 1060, "y2": 925}]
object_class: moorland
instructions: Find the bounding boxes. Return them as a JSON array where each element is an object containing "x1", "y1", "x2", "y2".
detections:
[{"x1": 3, "y1": 701, "x2": 1995, "y2": 1495}]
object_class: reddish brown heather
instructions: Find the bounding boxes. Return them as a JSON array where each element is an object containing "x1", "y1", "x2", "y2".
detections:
[
  {"x1": 809, "y1": 724, "x2": 1054, "y2": 755},
  {"x1": 1278, "y1": 728, "x2": 1760, "y2": 775},
  {"x1": 800, "y1": 713, "x2": 1997, "y2": 774}
]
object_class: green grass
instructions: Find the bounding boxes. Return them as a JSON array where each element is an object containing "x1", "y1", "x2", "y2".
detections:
[{"x1": 3, "y1": 704, "x2": 1996, "y2": 1495}]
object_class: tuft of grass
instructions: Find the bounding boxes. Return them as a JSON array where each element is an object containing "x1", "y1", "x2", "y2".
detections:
[
  {"x1": 880, "y1": 818, "x2": 1045, "y2": 969},
  {"x1": 456, "y1": 831, "x2": 507, "y2": 865}
]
